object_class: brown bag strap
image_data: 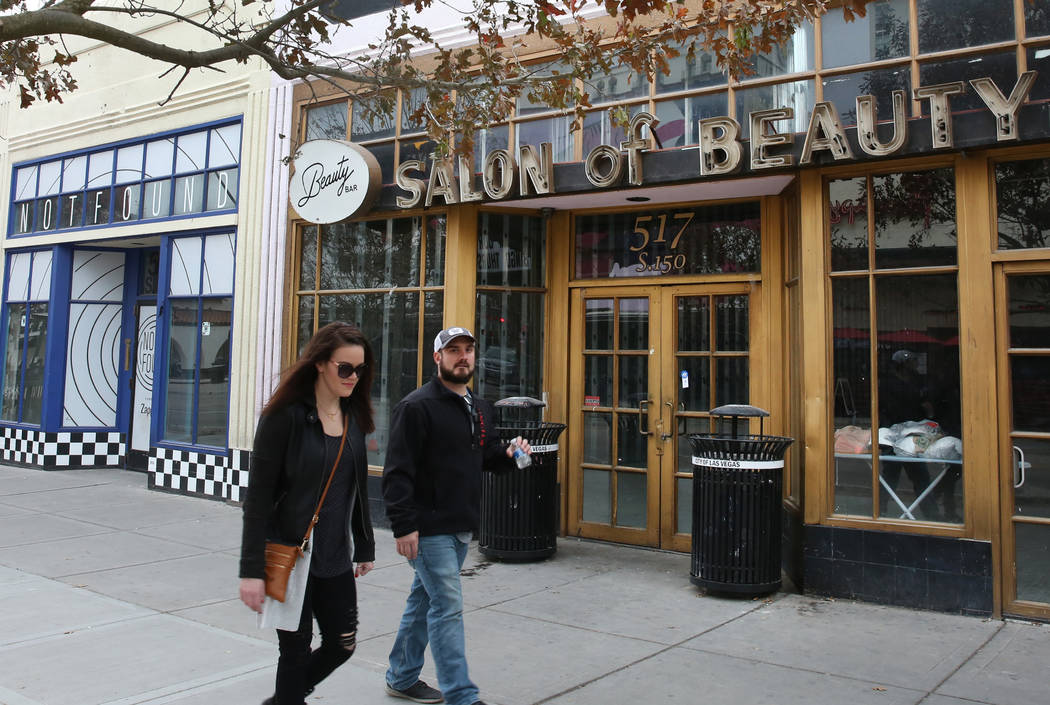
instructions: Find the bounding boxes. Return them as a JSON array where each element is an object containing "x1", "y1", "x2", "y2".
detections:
[{"x1": 298, "y1": 413, "x2": 348, "y2": 551}]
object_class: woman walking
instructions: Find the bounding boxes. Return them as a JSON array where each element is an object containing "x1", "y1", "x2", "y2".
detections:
[{"x1": 239, "y1": 322, "x2": 377, "y2": 704}]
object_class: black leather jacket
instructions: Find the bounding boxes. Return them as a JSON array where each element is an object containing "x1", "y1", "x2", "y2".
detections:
[
  {"x1": 382, "y1": 377, "x2": 513, "y2": 538},
  {"x1": 239, "y1": 395, "x2": 376, "y2": 580}
]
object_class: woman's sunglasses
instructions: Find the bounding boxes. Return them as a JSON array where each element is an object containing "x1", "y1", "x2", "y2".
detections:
[{"x1": 331, "y1": 361, "x2": 368, "y2": 379}]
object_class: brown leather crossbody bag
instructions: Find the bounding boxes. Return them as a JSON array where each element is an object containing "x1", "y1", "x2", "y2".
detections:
[{"x1": 264, "y1": 415, "x2": 347, "y2": 602}]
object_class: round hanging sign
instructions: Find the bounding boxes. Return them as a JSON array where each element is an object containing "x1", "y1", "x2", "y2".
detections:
[{"x1": 288, "y1": 140, "x2": 381, "y2": 224}]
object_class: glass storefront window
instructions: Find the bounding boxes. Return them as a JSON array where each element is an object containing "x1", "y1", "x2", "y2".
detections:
[
  {"x1": 655, "y1": 40, "x2": 726, "y2": 95},
  {"x1": 475, "y1": 212, "x2": 546, "y2": 401},
  {"x1": 873, "y1": 168, "x2": 957, "y2": 268},
  {"x1": 305, "y1": 102, "x2": 348, "y2": 141},
  {"x1": 743, "y1": 21, "x2": 814, "y2": 78},
  {"x1": 575, "y1": 202, "x2": 760, "y2": 279},
  {"x1": 399, "y1": 138, "x2": 436, "y2": 171},
  {"x1": 471, "y1": 126, "x2": 509, "y2": 173},
  {"x1": 734, "y1": 79, "x2": 814, "y2": 139},
  {"x1": 1027, "y1": 4, "x2": 1050, "y2": 37},
  {"x1": 1, "y1": 250, "x2": 52, "y2": 425},
  {"x1": 918, "y1": 0, "x2": 1014, "y2": 54},
  {"x1": 515, "y1": 116, "x2": 574, "y2": 163},
  {"x1": 996, "y1": 158, "x2": 1050, "y2": 250},
  {"x1": 1028, "y1": 46, "x2": 1050, "y2": 101},
  {"x1": 653, "y1": 93, "x2": 730, "y2": 148},
  {"x1": 351, "y1": 96, "x2": 396, "y2": 141},
  {"x1": 829, "y1": 170, "x2": 962, "y2": 525},
  {"x1": 822, "y1": 66, "x2": 910, "y2": 127},
  {"x1": 918, "y1": 51, "x2": 1017, "y2": 114},
  {"x1": 162, "y1": 234, "x2": 234, "y2": 448},
  {"x1": 515, "y1": 60, "x2": 575, "y2": 116},
  {"x1": 829, "y1": 177, "x2": 869, "y2": 271},
  {"x1": 297, "y1": 216, "x2": 446, "y2": 467},
  {"x1": 319, "y1": 218, "x2": 422, "y2": 290},
  {"x1": 821, "y1": 0, "x2": 909, "y2": 68},
  {"x1": 587, "y1": 63, "x2": 647, "y2": 104}
]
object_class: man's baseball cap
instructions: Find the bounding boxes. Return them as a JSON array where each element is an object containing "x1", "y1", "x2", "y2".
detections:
[{"x1": 434, "y1": 326, "x2": 476, "y2": 353}]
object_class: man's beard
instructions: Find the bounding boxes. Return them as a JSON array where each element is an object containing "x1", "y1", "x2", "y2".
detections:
[{"x1": 439, "y1": 359, "x2": 474, "y2": 384}]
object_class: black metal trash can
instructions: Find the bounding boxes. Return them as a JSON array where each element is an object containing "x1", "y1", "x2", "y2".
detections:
[
  {"x1": 479, "y1": 397, "x2": 566, "y2": 561},
  {"x1": 690, "y1": 404, "x2": 794, "y2": 595}
]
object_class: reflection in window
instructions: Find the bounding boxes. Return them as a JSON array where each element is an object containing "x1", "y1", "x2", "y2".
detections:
[
  {"x1": 305, "y1": 102, "x2": 348, "y2": 141},
  {"x1": 653, "y1": 93, "x2": 729, "y2": 148},
  {"x1": 735, "y1": 80, "x2": 814, "y2": 138},
  {"x1": 516, "y1": 116, "x2": 574, "y2": 163},
  {"x1": 1, "y1": 250, "x2": 52, "y2": 425},
  {"x1": 575, "y1": 203, "x2": 760, "y2": 279},
  {"x1": 873, "y1": 169, "x2": 957, "y2": 268},
  {"x1": 162, "y1": 234, "x2": 235, "y2": 448},
  {"x1": 515, "y1": 60, "x2": 575, "y2": 115},
  {"x1": 829, "y1": 171, "x2": 962, "y2": 524},
  {"x1": 918, "y1": 52, "x2": 1017, "y2": 113},
  {"x1": 918, "y1": 0, "x2": 1014, "y2": 54},
  {"x1": 822, "y1": 66, "x2": 910, "y2": 127},
  {"x1": 471, "y1": 126, "x2": 509, "y2": 172},
  {"x1": 320, "y1": 218, "x2": 422, "y2": 290},
  {"x1": 821, "y1": 0, "x2": 909, "y2": 68},
  {"x1": 475, "y1": 213, "x2": 545, "y2": 401},
  {"x1": 297, "y1": 215, "x2": 446, "y2": 467},
  {"x1": 655, "y1": 40, "x2": 726, "y2": 94},
  {"x1": 996, "y1": 158, "x2": 1050, "y2": 250},
  {"x1": 742, "y1": 21, "x2": 814, "y2": 77}
]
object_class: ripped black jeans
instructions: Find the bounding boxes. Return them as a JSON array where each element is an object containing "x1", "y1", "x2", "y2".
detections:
[{"x1": 275, "y1": 568, "x2": 358, "y2": 704}]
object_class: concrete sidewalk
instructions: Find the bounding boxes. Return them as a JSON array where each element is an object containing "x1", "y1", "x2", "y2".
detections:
[{"x1": 0, "y1": 465, "x2": 1046, "y2": 705}]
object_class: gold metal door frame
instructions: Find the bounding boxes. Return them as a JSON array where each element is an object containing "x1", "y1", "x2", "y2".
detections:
[
  {"x1": 567, "y1": 283, "x2": 756, "y2": 551},
  {"x1": 995, "y1": 260, "x2": 1050, "y2": 619}
]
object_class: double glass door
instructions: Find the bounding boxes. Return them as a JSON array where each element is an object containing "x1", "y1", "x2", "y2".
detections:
[
  {"x1": 567, "y1": 284, "x2": 752, "y2": 550},
  {"x1": 997, "y1": 264, "x2": 1050, "y2": 619}
]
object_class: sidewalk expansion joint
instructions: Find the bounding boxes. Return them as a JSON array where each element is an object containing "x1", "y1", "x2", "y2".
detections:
[{"x1": 528, "y1": 590, "x2": 784, "y2": 705}]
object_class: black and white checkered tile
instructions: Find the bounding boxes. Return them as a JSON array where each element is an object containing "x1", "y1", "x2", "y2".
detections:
[
  {"x1": 149, "y1": 446, "x2": 251, "y2": 502},
  {"x1": 0, "y1": 428, "x2": 124, "y2": 468}
]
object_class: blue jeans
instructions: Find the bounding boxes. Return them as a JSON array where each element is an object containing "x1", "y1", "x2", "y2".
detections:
[{"x1": 387, "y1": 534, "x2": 478, "y2": 705}]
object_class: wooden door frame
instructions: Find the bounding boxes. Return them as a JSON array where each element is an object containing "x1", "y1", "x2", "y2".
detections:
[
  {"x1": 566, "y1": 282, "x2": 761, "y2": 550},
  {"x1": 657, "y1": 282, "x2": 758, "y2": 552},
  {"x1": 567, "y1": 286, "x2": 662, "y2": 546},
  {"x1": 995, "y1": 259, "x2": 1050, "y2": 619}
]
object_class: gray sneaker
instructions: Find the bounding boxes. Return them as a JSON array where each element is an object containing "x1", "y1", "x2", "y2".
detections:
[{"x1": 385, "y1": 680, "x2": 444, "y2": 704}]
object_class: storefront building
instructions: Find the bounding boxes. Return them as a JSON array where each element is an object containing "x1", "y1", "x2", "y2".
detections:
[
  {"x1": 0, "y1": 17, "x2": 280, "y2": 503},
  {"x1": 277, "y1": 0, "x2": 1050, "y2": 619}
]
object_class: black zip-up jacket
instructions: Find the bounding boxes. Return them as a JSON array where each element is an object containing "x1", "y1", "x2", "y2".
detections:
[
  {"x1": 239, "y1": 395, "x2": 376, "y2": 580},
  {"x1": 382, "y1": 377, "x2": 513, "y2": 538}
]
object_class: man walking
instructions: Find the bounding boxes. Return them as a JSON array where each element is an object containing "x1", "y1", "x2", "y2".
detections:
[{"x1": 383, "y1": 326, "x2": 531, "y2": 705}]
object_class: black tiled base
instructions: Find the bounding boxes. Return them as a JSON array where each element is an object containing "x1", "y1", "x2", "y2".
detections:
[{"x1": 803, "y1": 525, "x2": 992, "y2": 615}]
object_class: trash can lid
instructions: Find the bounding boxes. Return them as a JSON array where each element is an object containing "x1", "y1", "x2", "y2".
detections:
[
  {"x1": 495, "y1": 396, "x2": 547, "y2": 408},
  {"x1": 710, "y1": 404, "x2": 769, "y2": 418}
]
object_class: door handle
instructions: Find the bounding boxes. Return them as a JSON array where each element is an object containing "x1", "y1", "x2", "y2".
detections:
[
  {"x1": 639, "y1": 399, "x2": 652, "y2": 436},
  {"x1": 1014, "y1": 445, "x2": 1029, "y2": 488},
  {"x1": 661, "y1": 401, "x2": 674, "y2": 440}
]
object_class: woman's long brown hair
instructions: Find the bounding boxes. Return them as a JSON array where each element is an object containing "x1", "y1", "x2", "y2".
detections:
[{"x1": 262, "y1": 322, "x2": 375, "y2": 433}]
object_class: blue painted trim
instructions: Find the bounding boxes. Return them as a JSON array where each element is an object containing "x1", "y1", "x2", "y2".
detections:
[
  {"x1": 0, "y1": 256, "x2": 12, "y2": 421},
  {"x1": 9, "y1": 117, "x2": 243, "y2": 238},
  {"x1": 11, "y1": 117, "x2": 243, "y2": 169},
  {"x1": 152, "y1": 234, "x2": 174, "y2": 449},
  {"x1": 43, "y1": 246, "x2": 71, "y2": 431},
  {"x1": 116, "y1": 251, "x2": 140, "y2": 434}
]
